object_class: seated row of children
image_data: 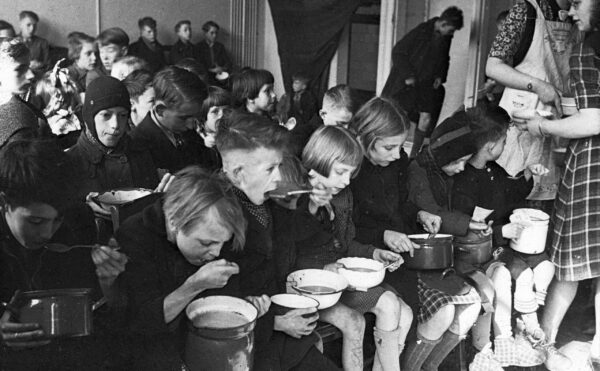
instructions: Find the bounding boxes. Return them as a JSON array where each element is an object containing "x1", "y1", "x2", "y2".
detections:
[{"x1": 0, "y1": 35, "x2": 565, "y2": 370}]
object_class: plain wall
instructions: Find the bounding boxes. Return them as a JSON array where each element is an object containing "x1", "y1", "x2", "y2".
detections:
[{"x1": 4, "y1": 0, "x2": 230, "y2": 48}]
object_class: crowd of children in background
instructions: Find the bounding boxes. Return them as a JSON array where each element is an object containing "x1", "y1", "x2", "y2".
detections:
[{"x1": 0, "y1": 4, "x2": 597, "y2": 371}]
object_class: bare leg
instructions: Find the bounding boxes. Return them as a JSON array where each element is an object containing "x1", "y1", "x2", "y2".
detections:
[
  {"x1": 532, "y1": 260, "x2": 555, "y2": 306},
  {"x1": 418, "y1": 304, "x2": 455, "y2": 340},
  {"x1": 320, "y1": 303, "x2": 365, "y2": 371},
  {"x1": 541, "y1": 279, "x2": 578, "y2": 343},
  {"x1": 591, "y1": 277, "x2": 600, "y2": 359}
]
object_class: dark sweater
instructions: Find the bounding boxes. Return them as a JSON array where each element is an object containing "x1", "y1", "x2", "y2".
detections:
[
  {"x1": 452, "y1": 161, "x2": 533, "y2": 246},
  {"x1": 128, "y1": 38, "x2": 167, "y2": 73}
]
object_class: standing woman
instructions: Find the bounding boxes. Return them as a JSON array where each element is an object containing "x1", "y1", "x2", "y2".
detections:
[
  {"x1": 350, "y1": 97, "x2": 481, "y2": 371},
  {"x1": 515, "y1": 1, "x2": 600, "y2": 368},
  {"x1": 486, "y1": 0, "x2": 582, "y2": 203}
]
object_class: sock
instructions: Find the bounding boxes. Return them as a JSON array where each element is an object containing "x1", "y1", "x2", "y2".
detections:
[
  {"x1": 409, "y1": 129, "x2": 426, "y2": 158},
  {"x1": 521, "y1": 312, "x2": 542, "y2": 337},
  {"x1": 402, "y1": 335, "x2": 441, "y2": 371},
  {"x1": 372, "y1": 326, "x2": 401, "y2": 371},
  {"x1": 535, "y1": 290, "x2": 547, "y2": 306},
  {"x1": 421, "y1": 331, "x2": 464, "y2": 371}
]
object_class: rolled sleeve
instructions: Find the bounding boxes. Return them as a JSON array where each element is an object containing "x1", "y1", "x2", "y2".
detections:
[{"x1": 570, "y1": 41, "x2": 600, "y2": 109}]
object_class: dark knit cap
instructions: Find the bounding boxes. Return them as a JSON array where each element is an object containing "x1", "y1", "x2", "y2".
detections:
[
  {"x1": 429, "y1": 110, "x2": 476, "y2": 167},
  {"x1": 82, "y1": 76, "x2": 131, "y2": 137}
]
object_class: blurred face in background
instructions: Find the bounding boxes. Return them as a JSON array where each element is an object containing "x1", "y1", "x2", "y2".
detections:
[
  {"x1": 205, "y1": 26, "x2": 218, "y2": 44},
  {"x1": 19, "y1": 16, "x2": 37, "y2": 39},
  {"x1": 141, "y1": 25, "x2": 156, "y2": 43},
  {"x1": 178, "y1": 23, "x2": 192, "y2": 42},
  {"x1": 76, "y1": 41, "x2": 97, "y2": 71},
  {"x1": 99, "y1": 43, "x2": 127, "y2": 72},
  {"x1": 0, "y1": 54, "x2": 34, "y2": 95}
]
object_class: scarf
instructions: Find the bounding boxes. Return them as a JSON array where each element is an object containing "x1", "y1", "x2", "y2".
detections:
[{"x1": 232, "y1": 186, "x2": 272, "y2": 228}]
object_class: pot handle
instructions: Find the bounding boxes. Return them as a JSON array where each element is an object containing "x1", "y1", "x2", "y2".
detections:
[
  {"x1": 92, "y1": 297, "x2": 107, "y2": 312},
  {"x1": 456, "y1": 246, "x2": 469, "y2": 253},
  {"x1": 441, "y1": 267, "x2": 455, "y2": 279},
  {"x1": 1, "y1": 290, "x2": 23, "y2": 318}
]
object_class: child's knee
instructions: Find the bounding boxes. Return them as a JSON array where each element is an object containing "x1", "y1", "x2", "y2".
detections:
[
  {"x1": 373, "y1": 290, "x2": 401, "y2": 318},
  {"x1": 432, "y1": 304, "x2": 456, "y2": 329},
  {"x1": 399, "y1": 298, "x2": 414, "y2": 329},
  {"x1": 491, "y1": 265, "x2": 511, "y2": 284},
  {"x1": 515, "y1": 267, "x2": 534, "y2": 287}
]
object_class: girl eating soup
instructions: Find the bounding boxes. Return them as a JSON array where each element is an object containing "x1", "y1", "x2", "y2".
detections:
[{"x1": 291, "y1": 125, "x2": 412, "y2": 371}]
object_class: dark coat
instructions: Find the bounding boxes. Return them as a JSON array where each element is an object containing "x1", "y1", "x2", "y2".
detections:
[
  {"x1": 351, "y1": 151, "x2": 420, "y2": 247},
  {"x1": 452, "y1": 162, "x2": 533, "y2": 246},
  {"x1": 66, "y1": 131, "x2": 159, "y2": 200},
  {"x1": 196, "y1": 40, "x2": 232, "y2": 72},
  {"x1": 128, "y1": 38, "x2": 167, "y2": 73},
  {"x1": 129, "y1": 113, "x2": 208, "y2": 173},
  {"x1": 407, "y1": 150, "x2": 471, "y2": 236},
  {"x1": 382, "y1": 18, "x2": 452, "y2": 98},
  {"x1": 0, "y1": 207, "x2": 114, "y2": 370},
  {"x1": 169, "y1": 39, "x2": 201, "y2": 65}
]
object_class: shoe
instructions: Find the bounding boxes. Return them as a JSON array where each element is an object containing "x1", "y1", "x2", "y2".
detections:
[
  {"x1": 525, "y1": 328, "x2": 547, "y2": 348},
  {"x1": 469, "y1": 343, "x2": 503, "y2": 371},
  {"x1": 543, "y1": 344, "x2": 573, "y2": 371},
  {"x1": 513, "y1": 334, "x2": 546, "y2": 367}
]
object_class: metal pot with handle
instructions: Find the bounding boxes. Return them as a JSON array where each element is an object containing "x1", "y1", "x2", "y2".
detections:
[
  {"x1": 454, "y1": 231, "x2": 493, "y2": 265},
  {"x1": 404, "y1": 234, "x2": 454, "y2": 270}
]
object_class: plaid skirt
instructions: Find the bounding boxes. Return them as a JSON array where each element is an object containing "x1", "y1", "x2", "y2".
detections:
[
  {"x1": 551, "y1": 136, "x2": 600, "y2": 281},
  {"x1": 417, "y1": 278, "x2": 481, "y2": 324}
]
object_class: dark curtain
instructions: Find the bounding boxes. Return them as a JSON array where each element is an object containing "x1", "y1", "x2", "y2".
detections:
[{"x1": 268, "y1": 0, "x2": 361, "y2": 100}]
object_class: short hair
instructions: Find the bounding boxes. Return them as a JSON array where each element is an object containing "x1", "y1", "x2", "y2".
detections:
[
  {"x1": 323, "y1": 84, "x2": 354, "y2": 113},
  {"x1": 97, "y1": 27, "x2": 129, "y2": 48},
  {"x1": 350, "y1": 96, "x2": 410, "y2": 153},
  {"x1": 280, "y1": 155, "x2": 310, "y2": 189},
  {"x1": 202, "y1": 21, "x2": 220, "y2": 33},
  {"x1": 292, "y1": 72, "x2": 310, "y2": 84},
  {"x1": 122, "y1": 69, "x2": 153, "y2": 100},
  {"x1": 302, "y1": 125, "x2": 363, "y2": 178},
  {"x1": 200, "y1": 86, "x2": 231, "y2": 121},
  {"x1": 496, "y1": 10, "x2": 509, "y2": 25},
  {"x1": 67, "y1": 31, "x2": 95, "y2": 61},
  {"x1": 19, "y1": 11, "x2": 39, "y2": 22},
  {"x1": 138, "y1": 17, "x2": 157, "y2": 30},
  {"x1": 440, "y1": 6, "x2": 464, "y2": 30},
  {"x1": 0, "y1": 139, "x2": 78, "y2": 212},
  {"x1": 231, "y1": 69, "x2": 274, "y2": 107},
  {"x1": 175, "y1": 58, "x2": 208, "y2": 81},
  {"x1": 111, "y1": 55, "x2": 148, "y2": 80},
  {"x1": 216, "y1": 112, "x2": 289, "y2": 155},
  {"x1": 175, "y1": 20, "x2": 191, "y2": 33},
  {"x1": 0, "y1": 20, "x2": 15, "y2": 37},
  {"x1": 0, "y1": 38, "x2": 30, "y2": 65},
  {"x1": 153, "y1": 66, "x2": 208, "y2": 109},
  {"x1": 164, "y1": 166, "x2": 246, "y2": 251},
  {"x1": 470, "y1": 105, "x2": 510, "y2": 151}
]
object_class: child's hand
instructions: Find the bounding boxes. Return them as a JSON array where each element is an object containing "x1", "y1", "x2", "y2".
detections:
[
  {"x1": 281, "y1": 117, "x2": 297, "y2": 131},
  {"x1": 245, "y1": 295, "x2": 271, "y2": 318},
  {"x1": 383, "y1": 230, "x2": 419, "y2": 256},
  {"x1": 417, "y1": 211, "x2": 442, "y2": 234},
  {"x1": 155, "y1": 172, "x2": 175, "y2": 193},
  {"x1": 307, "y1": 176, "x2": 332, "y2": 216},
  {"x1": 502, "y1": 222, "x2": 524, "y2": 239},
  {"x1": 373, "y1": 249, "x2": 403, "y2": 271},
  {"x1": 469, "y1": 220, "x2": 489, "y2": 233},
  {"x1": 527, "y1": 164, "x2": 549, "y2": 177}
]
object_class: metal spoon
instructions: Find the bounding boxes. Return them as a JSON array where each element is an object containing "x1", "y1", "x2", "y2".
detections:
[{"x1": 45, "y1": 243, "x2": 121, "y2": 253}]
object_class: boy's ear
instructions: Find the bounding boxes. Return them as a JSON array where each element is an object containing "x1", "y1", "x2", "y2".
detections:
[
  {"x1": 154, "y1": 101, "x2": 167, "y2": 116},
  {"x1": 121, "y1": 46, "x2": 128, "y2": 56},
  {"x1": 229, "y1": 165, "x2": 244, "y2": 186},
  {"x1": 319, "y1": 109, "x2": 326, "y2": 120}
]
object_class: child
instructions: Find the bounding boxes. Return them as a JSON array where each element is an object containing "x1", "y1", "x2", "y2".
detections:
[
  {"x1": 17, "y1": 11, "x2": 49, "y2": 74},
  {"x1": 170, "y1": 20, "x2": 200, "y2": 64},
  {"x1": 289, "y1": 72, "x2": 317, "y2": 123},
  {"x1": 0, "y1": 38, "x2": 44, "y2": 147},
  {"x1": 198, "y1": 85, "x2": 230, "y2": 149},
  {"x1": 231, "y1": 68, "x2": 276, "y2": 116},
  {"x1": 174, "y1": 57, "x2": 207, "y2": 82},
  {"x1": 35, "y1": 61, "x2": 82, "y2": 147},
  {"x1": 66, "y1": 32, "x2": 97, "y2": 92},
  {"x1": 128, "y1": 17, "x2": 166, "y2": 73},
  {"x1": 197, "y1": 21, "x2": 232, "y2": 84},
  {"x1": 216, "y1": 112, "x2": 339, "y2": 370},
  {"x1": 452, "y1": 106, "x2": 554, "y2": 366},
  {"x1": 130, "y1": 66, "x2": 208, "y2": 173},
  {"x1": 110, "y1": 55, "x2": 148, "y2": 80},
  {"x1": 92, "y1": 27, "x2": 129, "y2": 83},
  {"x1": 0, "y1": 20, "x2": 15, "y2": 39},
  {"x1": 122, "y1": 69, "x2": 154, "y2": 126},
  {"x1": 450, "y1": 106, "x2": 547, "y2": 369},
  {"x1": 403, "y1": 109, "x2": 486, "y2": 371},
  {"x1": 296, "y1": 125, "x2": 412, "y2": 371}
]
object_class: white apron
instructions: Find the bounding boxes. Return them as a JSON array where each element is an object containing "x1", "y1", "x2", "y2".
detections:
[{"x1": 497, "y1": 0, "x2": 582, "y2": 200}]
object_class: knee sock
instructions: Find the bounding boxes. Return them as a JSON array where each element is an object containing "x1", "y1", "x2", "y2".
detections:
[
  {"x1": 421, "y1": 330, "x2": 464, "y2": 371},
  {"x1": 401, "y1": 334, "x2": 441, "y2": 371},
  {"x1": 372, "y1": 326, "x2": 401, "y2": 371},
  {"x1": 409, "y1": 129, "x2": 426, "y2": 158}
]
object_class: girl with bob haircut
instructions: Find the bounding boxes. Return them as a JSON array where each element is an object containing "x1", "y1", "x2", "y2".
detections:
[
  {"x1": 297, "y1": 125, "x2": 413, "y2": 371},
  {"x1": 230, "y1": 68, "x2": 276, "y2": 115}
]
